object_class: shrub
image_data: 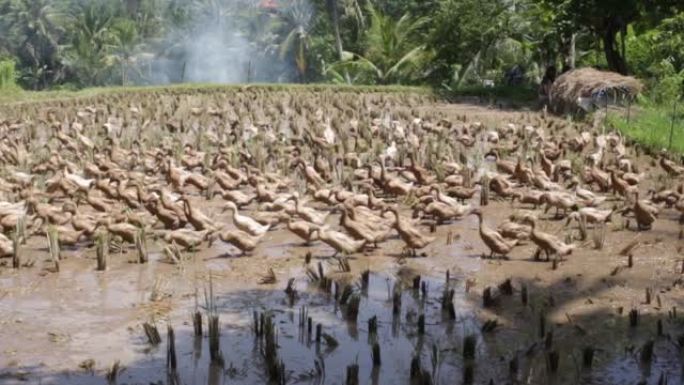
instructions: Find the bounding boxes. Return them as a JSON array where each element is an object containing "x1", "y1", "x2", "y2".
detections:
[{"x1": 0, "y1": 60, "x2": 18, "y2": 89}]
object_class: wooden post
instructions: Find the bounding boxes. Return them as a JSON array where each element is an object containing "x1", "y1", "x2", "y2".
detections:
[{"x1": 670, "y1": 98, "x2": 678, "y2": 150}]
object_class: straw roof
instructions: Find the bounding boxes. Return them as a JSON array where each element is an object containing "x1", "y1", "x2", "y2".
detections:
[{"x1": 549, "y1": 68, "x2": 643, "y2": 113}]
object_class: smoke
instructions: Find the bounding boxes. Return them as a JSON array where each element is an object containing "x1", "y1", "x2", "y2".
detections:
[
  {"x1": 146, "y1": 0, "x2": 304, "y2": 85},
  {"x1": 181, "y1": 24, "x2": 252, "y2": 84}
]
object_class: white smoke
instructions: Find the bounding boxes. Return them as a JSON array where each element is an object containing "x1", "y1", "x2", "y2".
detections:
[
  {"x1": 146, "y1": 0, "x2": 305, "y2": 85},
  {"x1": 182, "y1": 24, "x2": 252, "y2": 84}
]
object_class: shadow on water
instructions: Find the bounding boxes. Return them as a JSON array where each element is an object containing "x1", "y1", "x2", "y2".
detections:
[{"x1": 2, "y1": 266, "x2": 684, "y2": 385}]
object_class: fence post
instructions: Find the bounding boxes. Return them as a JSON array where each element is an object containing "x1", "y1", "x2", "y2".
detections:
[{"x1": 670, "y1": 97, "x2": 679, "y2": 150}]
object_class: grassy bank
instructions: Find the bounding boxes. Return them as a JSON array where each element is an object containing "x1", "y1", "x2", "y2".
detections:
[
  {"x1": 608, "y1": 100, "x2": 684, "y2": 153},
  {"x1": 443, "y1": 84, "x2": 538, "y2": 102},
  {"x1": 0, "y1": 82, "x2": 543, "y2": 108}
]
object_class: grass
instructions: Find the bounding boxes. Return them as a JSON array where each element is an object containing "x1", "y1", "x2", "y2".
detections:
[
  {"x1": 0, "y1": 82, "x2": 539, "y2": 106},
  {"x1": 439, "y1": 84, "x2": 539, "y2": 105},
  {"x1": 608, "y1": 99, "x2": 684, "y2": 153}
]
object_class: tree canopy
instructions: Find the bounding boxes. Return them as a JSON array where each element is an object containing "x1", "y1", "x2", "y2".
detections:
[{"x1": 0, "y1": 0, "x2": 681, "y2": 95}]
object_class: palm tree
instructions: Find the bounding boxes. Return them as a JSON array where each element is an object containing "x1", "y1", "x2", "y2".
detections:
[
  {"x1": 62, "y1": 0, "x2": 116, "y2": 86},
  {"x1": 111, "y1": 19, "x2": 140, "y2": 86},
  {"x1": 327, "y1": 5, "x2": 428, "y2": 84},
  {"x1": 326, "y1": 0, "x2": 344, "y2": 61},
  {"x1": 278, "y1": 0, "x2": 314, "y2": 82},
  {"x1": 2, "y1": 0, "x2": 63, "y2": 89}
]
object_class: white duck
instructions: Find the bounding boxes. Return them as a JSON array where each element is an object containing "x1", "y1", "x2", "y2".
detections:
[
  {"x1": 223, "y1": 201, "x2": 271, "y2": 236},
  {"x1": 64, "y1": 168, "x2": 94, "y2": 191},
  {"x1": 288, "y1": 193, "x2": 329, "y2": 225}
]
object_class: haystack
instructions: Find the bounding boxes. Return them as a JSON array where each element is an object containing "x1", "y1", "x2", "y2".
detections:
[{"x1": 549, "y1": 68, "x2": 643, "y2": 113}]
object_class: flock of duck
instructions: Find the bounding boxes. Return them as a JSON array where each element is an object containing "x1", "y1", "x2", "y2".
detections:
[{"x1": 0, "y1": 90, "x2": 681, "y2": 270}]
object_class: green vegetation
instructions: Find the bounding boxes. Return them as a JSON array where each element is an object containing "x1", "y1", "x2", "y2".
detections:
[
  {"x1": 0, "y1": 0, "x2": 681, "y2": 93},
  {"x1": 609, "y1": 98, "x2": 684, "y2": 153},
  {"x1": 440, "y1": 85, "x2": 538, "y2": 103},
  {"x1": 0, "y1": 60, "x2": 18, "y2": 89}
]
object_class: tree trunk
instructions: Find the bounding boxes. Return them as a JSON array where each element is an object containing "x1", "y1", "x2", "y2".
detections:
[
  {"x1": 569, "y1": 33, "x2": 576, "y2": 70},
  {"x1": 621, "y1": 25, "x2": 627, "y2": 68},
  {"x1": 122, "y1": 60, "x2": 127, "y2": 86},
  {"x1": 327, "y1": 0, "x2": 344, "y2": 61},
  {"x1": 602, "y1": 21, "x2": 627, "y2": 74}
]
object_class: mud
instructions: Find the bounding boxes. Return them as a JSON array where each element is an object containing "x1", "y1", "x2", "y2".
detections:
[{"x1": 0, "y1": 95, "x2": 683, "y2": 385}]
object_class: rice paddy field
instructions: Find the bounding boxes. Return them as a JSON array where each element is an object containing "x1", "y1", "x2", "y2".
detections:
[{"x1": 1, "y1": 86, "x2": 684, "y2": 385}]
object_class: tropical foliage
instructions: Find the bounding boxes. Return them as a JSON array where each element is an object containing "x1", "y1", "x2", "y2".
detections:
[{"x1": 0, "y1": 0, "x2": 681, "y2": 93}]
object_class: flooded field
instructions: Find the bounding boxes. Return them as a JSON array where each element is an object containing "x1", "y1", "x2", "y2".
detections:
[{"x1": 0, "y1": 88, "x2": 683, "y2": 385}]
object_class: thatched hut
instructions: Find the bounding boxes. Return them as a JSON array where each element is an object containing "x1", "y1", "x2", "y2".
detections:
[{"x1": 548, "y1": 68, "x2": 643, "y2": 114}]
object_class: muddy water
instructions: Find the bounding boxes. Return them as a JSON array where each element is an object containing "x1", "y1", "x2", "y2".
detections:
[
  {"x1": 2, "y1": 88, "x2": 683, "y2": 385},
  {"x1": 2, "y1": 198, "x2": 684, "y2": 384}
]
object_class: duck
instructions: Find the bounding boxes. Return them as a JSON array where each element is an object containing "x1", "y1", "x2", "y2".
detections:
[
  {"x1": 219, "y1": 189, "x2": 255, "y2": 208},
  {"x1": 309, "y1": 187, "x2": 337, "y2": 205},
  {"x1": 214, "y1": 229, "x2": 263, "y2": 256},
  {"x1": 497, "y1": 219, "x2": 531, "y2": 240},
  {"x1": 649, "y1": 188, "x2": 681, "y2": 207},
  {"x1": 254, "y1": 183, "x2": 278, "y2": 203},
  {"x1": 513, "y1": 157, "x2": 534, "y2": 185},
  {"x1": 339, "y1": 206, "x2": 392, "y2": 248},
  {"x1": 27, "y1": 199, "x2": 72, "y2": 226},
  {"x1": 222, "y1": 201, "x2": 271, "y2": 236},
  {"x1": 471, "y1": 209, "x2": 518, "y2": 258},
  {"x1": 214, "y1": 170, "x2": 243, "y2": 191},
  {"x1": 524, "y1": 217, "x2": 575, "y2": 260},
  {"x1": 386, "y1": 207, "x2": 435, "y2": 256},
  {"x1": 419, "y1": 201, "x2": 474, "y2": 224},
  {"x1": 71, "y1": 214, "x2": 102, "y2": 236},
  {"x1": 445, "y1": 185, "x2": 479, "y2": 203},
  {"x1": 163, "y1": 229, "x2": 209, "y2": 250},
  {"x1": 540, "y1": 192, "x2": 579, "y2": 218},
  {"x1": 181, "y1": 196, "x2": 219, "y2": 232},
  {"x1": 489, "y1": 175, "x2": 516, "y2": 198},
  {"x1": 114, "y1": 179, "x2": 142, "y2": 209},
  {"x1": 346, "y1": 205, "x2": 395, "y2": 231},
  {"x1": 83, "y1": 190, "x2": 115, "y2": 212},
  {"x1": 311, "y1": 227, "x2": 367, "y2": 257},
  {"x1": 291, "y1": 158, "x2": 326, "y2": 188},
  {"x1": 622, "y1": 192, "x2": 659, "y2": 231},
  {"x1": 609, "y1": 170, "x2": 635, "y2": 199},
  {"x1": 288, "y1": 193, "x2": 329, "y2": 225},
  {"x1": 565, "y1": 207, "x2": 615, "y2": 227},
  {"x1": 63, "y1": 168, "x2": 94, "y2": 192},
  {"x1": 407, "y1": 153, "x2": 436, "y2": 185},
  {"x1": 286, "y1": 218, "x2": 319, "y2": 245},
  {"x1": 105, "y1": 221, "x2": 140, "y2": 243},
  {"x1": 512, "y1": 190, "x2": 544, "y2": 209},
  {"x1": 570, "y1": 183, "x2": 607, "y2": 207},
  {"x1": 378, "y1": 159, "x2": 413, "y2": 196},
  {"x1": 52, "y1": 227, "x2": 86, "y2": 247},
  {"x1": 485, "y1": 150, "x2": 516, "y2": 175},
  {"x1": 585, "y1": 166, "x2": 611, "y2": 192},
  {"x1": 431, "y1": 185, "x2": 461, "y2": 207},
  {"x1": 621, "y1": 172, "x2": 644, "y2": 186},
  {"x1": 95, "y1": 178, "x2": 119, "y2": 199},
  {"x1": 146, "y1": 198, "x2": 184, "y2": 229},
  {"x1": 252, "y1": 211, "x2": 288, "y2": 227},
  {"x1": 0, "y1": 233, "x2": 14, "y2": 258},
  {"x1": 660, "y1": 156, "x2": 684, "y2": 176}
]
